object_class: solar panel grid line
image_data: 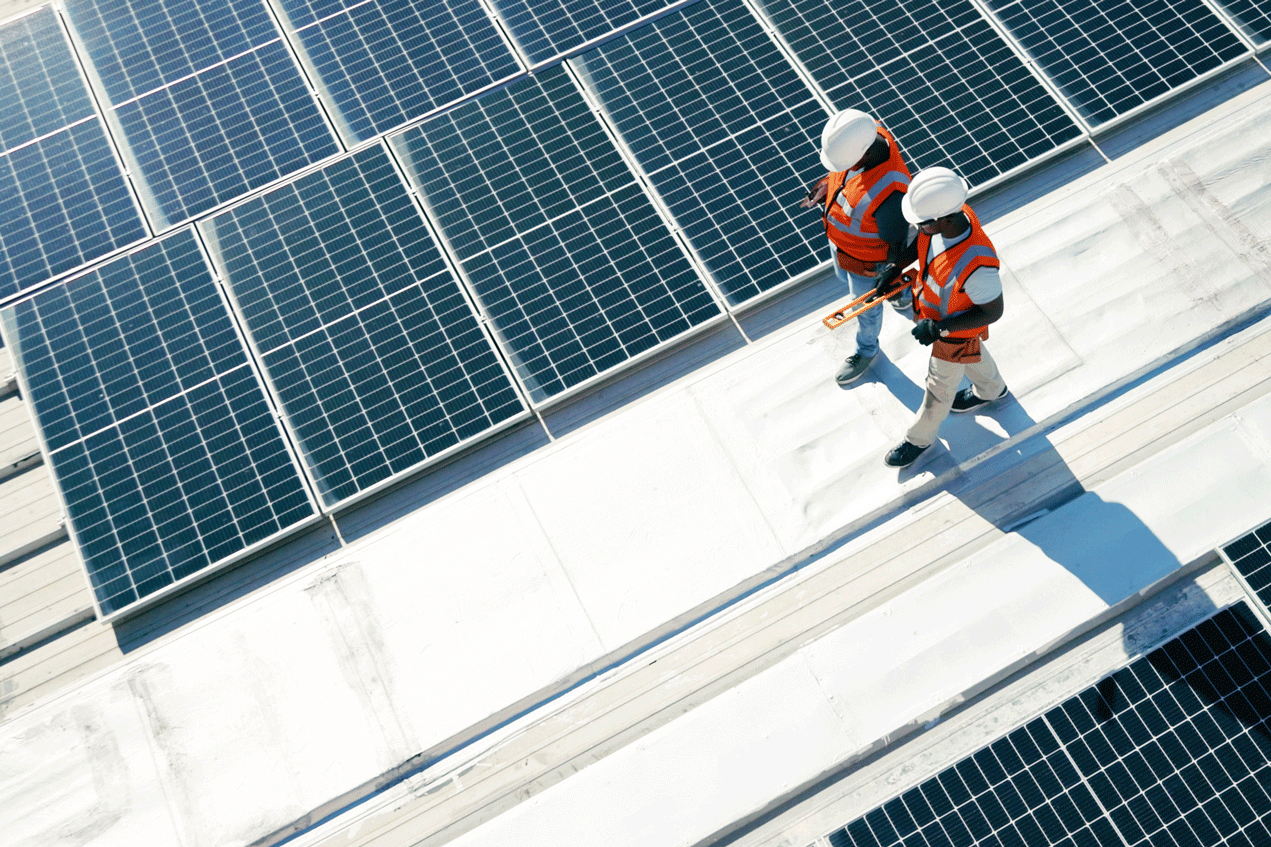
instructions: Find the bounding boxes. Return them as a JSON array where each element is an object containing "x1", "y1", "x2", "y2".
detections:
[
  {"x1": 1219, "y1": 520, "x2": 1271, "y2": 630},
  {"x1": 0, "y1": 7, "x2": 152, "y2": 305},
  {"x1": 826, "y1": 603, "x2": 1271, "y2": 847},
  {"x1": 558, "y1": 58, "x2": 734, "y2": 314},
  {"x1": 106, "y1": 34, "x2": 285, "y2": 110},
  {"x1": 241, "y1": 0, "x2": 379, "y2": 149},
  {"x1": 947, "y1": 0, "x2": 1100, "y2": 142},
  {"x1": 200, "y1": 142, "x2": 528, "y2": 509},
  {"x1": 751, "y1": 0, "x2": 1086, "y2": 194},
  {"x1": 567, "y1": 0, "x2": 857, "y2": 305},
  {"x1": 375, "y1": 136, "x2": 527, "y2": 339},
  {"x1": 377, "y1": 131, "x2": 581, "y2": 405},
  {"x1": 61, "y1": 0, "x2": 343, "y2": 229},
  {"x1": 904, "y1": 27, "x2": 1077, "y2": 170},
  {"x1": 735, "y1": 0, "x2": 836, "y2": 114},
  {"x1": 390, "y1": 109, "x2": 725, "y2": 406},
  {"x1": 979, "y1": 0, "x2": 1250, "y2": 131},
  {"x1": 1188, "y1": 0, "x2": 1270, "y2": 51},
  {"x1": 67, "y1": 0, "x2": 283, "y2": 105},
  {"x1": 261, "y1": 1, "x2": 373, "y2": 145},
  {"x1": 574, "y1": 23, "x2": 805, "y2": 179},
  {"x1": 488, "y1": 0, "x2": 703, "y2": 69},
  {"x1": 266, "y1": 0, "x2": 527, "y2": 146},
  {"x1": 1212, "y1": 0, "x2": 1271, "y2": 47},
  {"x1": 0, "y1": 230, "x2": 321, "y2": 615}
]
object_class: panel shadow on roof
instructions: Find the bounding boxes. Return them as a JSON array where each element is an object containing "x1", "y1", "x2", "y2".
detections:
[
  {"x1": 982, "y1": 0, "x2": 1249, "y2": 127},
  {"x1": 753, "y1": 0, "x2": 1083, "y2": 188},
  {"x1": 570, "y1": 0, "x2": 828, "y2": 306},
  {"x1": 390, "y1": 64, "x2": 722, "y2": 404},
  {"x1": 0, "y1": 229, "x2": 316, "y2": 615},
  {"x1": 0, "y1": 8, "x2": 147, "y2": 303},
  {"x1": 62, "y1": 0, "x2": 340, "y2": 229},
  {"x1": 829, "y1": 602, "x2": 1271, "y2": 847},
  {"x1": 488, "y1": 0, "x2": 675, "y2": 65},
  {"x1": 272, "y1": 0, "x2": 523, "y2": 145},
  {"x1": 201, "y1": 143, "x2": 527, "y2": 509}
]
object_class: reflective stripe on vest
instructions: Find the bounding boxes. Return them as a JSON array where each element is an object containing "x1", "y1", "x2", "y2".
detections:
[
  {"x1": 823, "y1": 126, "x2": 910, "y2": 262},
  {"x1": 915, "y1": 207, "x2": 999, "y2": 339}
]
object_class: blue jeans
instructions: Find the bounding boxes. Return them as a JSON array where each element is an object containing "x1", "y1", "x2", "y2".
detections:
[{"x1": 831, "y1": 246, "x2": 881, "y2": 359}]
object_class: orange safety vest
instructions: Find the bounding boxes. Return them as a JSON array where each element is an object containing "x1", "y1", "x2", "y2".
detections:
[
  {"x1": 913, "y1": 206, "x2": 1000, "y2": 340},
  {"x1": 822, "y1": 125, "x2": 911, "y2": 264}
]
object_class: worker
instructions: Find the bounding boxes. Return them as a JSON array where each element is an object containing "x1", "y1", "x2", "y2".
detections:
[
  {"x1": 881, "y1": 166, "x2": 1009, "y2": 469},
  {"x1": 801, "y1": 109, "x2": 912, "y2": 385}
]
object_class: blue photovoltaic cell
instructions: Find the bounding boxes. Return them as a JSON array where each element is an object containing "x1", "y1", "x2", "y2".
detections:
[
  {"x1": 0, "y1": 9, "x2": 146, "y2": 301},
  {"x1": 202, "y1": 144, "x2": 526, "y2": 507},
  {"x1": 0, "y1": 9, "x2": 93, "y2": 145},
  {"x1": 754, "y1": 0, "x2": 1083, "y2": 188},
  {"x1": 63, "y1": 0, "x2": 339, "y2": 227},
  {"x1": 829, "y1": 603, "x2": 1271, "y2": 847},
  {"x1": 573, "y1": 0, "x2": 827, "y2": 304},
  {"x1": 391, "y1": 64, "x2": 720, "y2": 402},
  {"x1": 62, "y1": 0, "x2": 280, "y2": 104},
  {"x1": 1, "y1": 230, "x2": 314, "y2": 614},
  {"x1": 1212, "y1": 0, "x2": 1271, "y2": 45},
  {"x1": 983, "y1": 0, "x2": 1248, "y2": 126},
  {"x1": 1224, "y1": 521, "x2": 1271, "y2": 614},
  {"x1": 275, "y1": 0, "x2": 523, "y2": 144},
  {"x1": 489, "y1": 0, "x2": 674, "y2": 65}
]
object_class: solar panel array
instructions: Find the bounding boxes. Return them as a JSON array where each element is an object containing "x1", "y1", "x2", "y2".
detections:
[
  {"x1": 829, "y1": 603, "x2": 1271, "y2": 847},
  {"x1": 62, "y1": 0, "x2": 341, "y2": 228},
  {"x1": 1214, "y1": 0, "x2": 1271, "y2": 46},
  {"x1": 274, "y1": 0, "x2": 523, "y2": 145},
  {"x1": 1, "y1": 230, "x2": 316, "y2": 615},
  {"x1": 201, "y1": 144, "x2": 526, "y2": 508},
  {"x1": 754, "y1": 0, "x2": 1086, "y2": 188},
  {"x1": 489, "y1": 0, "x2": 677, "y2": 65},
  {"x1": 572, "y1": 0, "x2": 829, "y2": 304},
  {"x1": 982, "y1": 0, "x2": 1248, "y2": 127},
  {"x1": 390, "y1": 64, "x2": 721, "y2": 402},
  {"x1": 0, "y1": 7, "x2": 146, "y2": 301},
  {"x1": 1222, "y1": 521, "x2": 1271, "y2": 616},
  {"x1": 0, "y1": 0, "x2": 1263, "y2": 611}
]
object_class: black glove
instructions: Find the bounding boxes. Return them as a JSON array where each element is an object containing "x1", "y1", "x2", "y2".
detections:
[
  {"x1": 872, "y1": 263, "x2": 903, "y2": 299},
  {"x1": 800, "y1": 175, "x2": 828, "y2": 209},
  {"x1": 912, "y1": 319, "x2": 941, "y2": 346}
]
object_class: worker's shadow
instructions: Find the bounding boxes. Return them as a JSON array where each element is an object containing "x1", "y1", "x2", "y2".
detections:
[
  {"x1": 891, "y1": 383, "x2": 1265, "y2": 750},
  {"x1": 866, "y1": 358, "x2": 1186, "y2": 608},
  {"x1": 860, "y1": 352, "x2": 926, "y2": 411},
  {"x1": 930, "y1": 387, "x2": 1188, "y2": 608}
]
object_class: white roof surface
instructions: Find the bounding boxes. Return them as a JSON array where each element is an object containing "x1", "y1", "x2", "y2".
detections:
[{"x1": 5, "y1": 73, "x2": 1271, "y2": 847}]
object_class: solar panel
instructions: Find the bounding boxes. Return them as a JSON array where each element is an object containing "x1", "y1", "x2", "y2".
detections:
[
  {"x1": 389, "y1": 64, "x2": 721, "y2": 403},
  {"x1": 1222, "y1": 521, "x2": 1271, "y2": 615},
  {"x1": 488, "y1": 0, "x2": 675, "y2": 65},
  {"x1": 982, "y1": 0, "x2": 1249, "y2": 127},
  {"x1": 0, "y1": 8, "x2": 147, "y2": 302},
  {"x1": 62, "y1": 0, "x2": 340, "y2": 228},
  {"x1": 201, "y1": 143, "x2": 527, "y2": 508},
  {"x1": 1210, "y1": 0, "x2": 1271, "y2": 45},
  {"x1": 570, "y1": 0, "x2": 828, "y2": 305},
  {"x1": 0, "y1": 229, "x2": 316, "y2": 615},
  {"x1": 829, "y1": 603, "x2": 1271, "y2": 847},
  {"x1": 751, "y1": 0, "x2": 1084, "y2": 188},
  {"x1": 272, "y1": 0, "x2": 524, "y2": 145}
]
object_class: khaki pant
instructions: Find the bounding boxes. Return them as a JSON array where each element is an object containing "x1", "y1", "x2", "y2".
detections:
[{"x1": 907, "y1": 343, "x2": 1006, "y2": 448}]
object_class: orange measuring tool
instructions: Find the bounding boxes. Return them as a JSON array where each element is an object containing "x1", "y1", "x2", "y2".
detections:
[{"x1": 821, "y1": 269, "x2": 917, "y2": 330}]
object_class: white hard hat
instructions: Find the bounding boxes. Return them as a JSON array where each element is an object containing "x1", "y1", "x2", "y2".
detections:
[
  {"x1": 902, "y1": 167, "x2": 968, "y2": 223},
  {"x1": 820, "y1": 109, "x2": 878, "y2": 172}
]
